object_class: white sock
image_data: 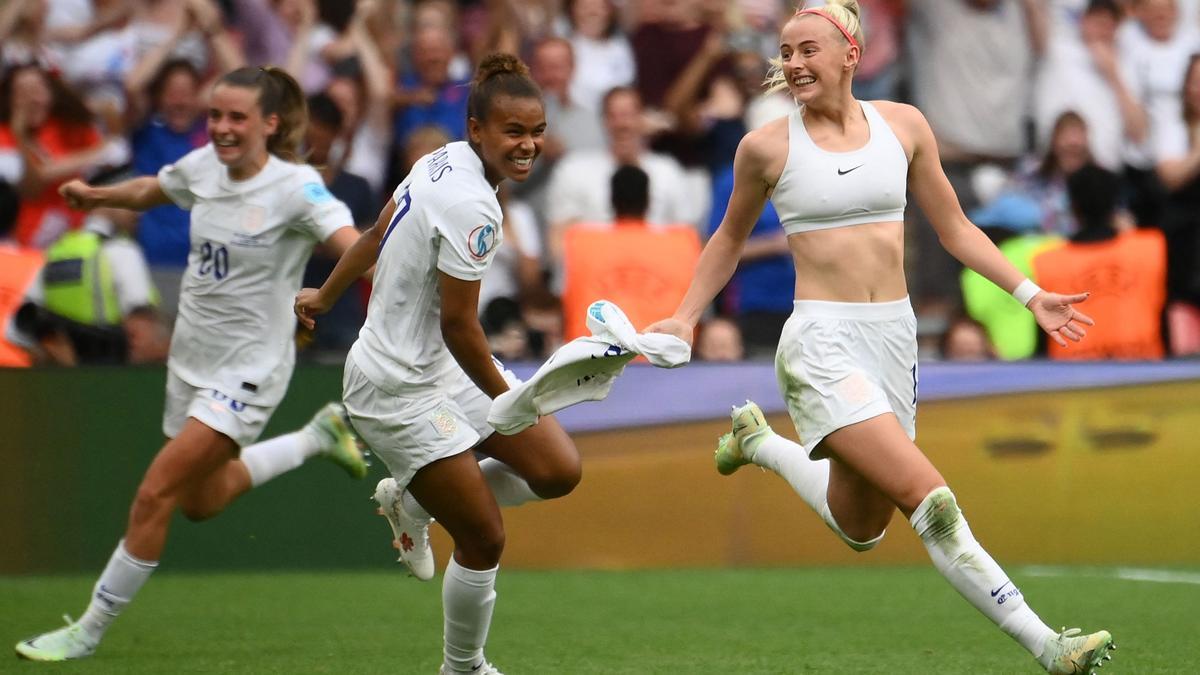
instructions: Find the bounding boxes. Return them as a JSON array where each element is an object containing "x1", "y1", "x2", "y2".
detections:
[
  {"x1": 478, "y1": 458, "x2": 541, "y2": 507},
  {"x1": 78, "y1": 540, "x2": 158, "y2": 641},
  {"x1": 400, "y1": 458, "x2": 541, "y2": 521},
  {"x1": 442, "y1": 557, "x2": 498, "y2": 672},
  {"x1": 749, "y1": 433, "x2": 830, "y2": 512},
  {"x1": 240, "y1": 430, "x2": 322, "y2": 487},
  {"x1": 911, "y1": 487, "x2": 1055, "y2": 657}
]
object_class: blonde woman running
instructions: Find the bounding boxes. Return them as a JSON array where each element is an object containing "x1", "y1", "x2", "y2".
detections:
[{"x1": 647, "y1": 3, "x2": 1114, "y2": 673}]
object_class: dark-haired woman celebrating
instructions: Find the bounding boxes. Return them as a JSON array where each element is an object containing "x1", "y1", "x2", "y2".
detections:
[
  {"x1": 295, "y1": 54, "x2": 576, "y2": 675},
  {"x1": 15, "y1": 67, "x2": 368, "y2": 662}
]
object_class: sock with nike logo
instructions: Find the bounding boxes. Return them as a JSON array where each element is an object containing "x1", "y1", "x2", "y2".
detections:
[
  {"x1": 911, "y1": 487, "x2": 1054, "y2": 657},
  {"x1": 79, "y1": 540, "x2": 158, "y2": 641}
]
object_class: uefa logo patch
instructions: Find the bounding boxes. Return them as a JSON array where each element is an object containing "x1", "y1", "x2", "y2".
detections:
[
  {"x1": 302, "y1": 182, "x2": 333, "y2": 204},
  {"x1": 468, "y1": 223, "x2": 498, "y2": 259}
]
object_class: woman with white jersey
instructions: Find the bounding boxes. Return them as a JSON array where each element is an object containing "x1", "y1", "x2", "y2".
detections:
[
  {"x1": 647, "y1": 3, "x2": 1115, "y2": 673},
  {"x1": 294, "y1": 54, "x2": 579, "y2": 675},
  {"x1": 16, "y1": 66, "x2": 368, "y2": 662}
]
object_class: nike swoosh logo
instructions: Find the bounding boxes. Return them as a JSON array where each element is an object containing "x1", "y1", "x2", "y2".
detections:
[
  {"x1": 837, "y1": 165, "x2": 863, "y2": 175},
  {"x1": 990, "y1": 581, "x2": 1012, "y2": 597}
]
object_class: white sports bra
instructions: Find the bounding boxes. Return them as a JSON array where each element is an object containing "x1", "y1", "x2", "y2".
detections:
[{"x1": 771, "y1": 100, "x2": 909, "y2": 234}]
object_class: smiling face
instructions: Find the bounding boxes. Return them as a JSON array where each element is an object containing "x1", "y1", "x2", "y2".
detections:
[
  {"x1": 468, "y1": 94, "x2": 546, "y2": 184},
  {"x1": 778, "y1": 13, "x2": 859, "y2": 105},
  {"x1": 207, "y1": 84, "x2": 277, "y2": 178}
]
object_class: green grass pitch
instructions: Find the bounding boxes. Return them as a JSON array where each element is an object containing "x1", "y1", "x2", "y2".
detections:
[{"x1": 2, "y1": 566, "x2": 1194, "y2": 673}]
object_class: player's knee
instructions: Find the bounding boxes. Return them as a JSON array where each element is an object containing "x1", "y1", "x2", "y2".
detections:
[
  {"x1": 528, "y1": 458, "x2": 582, "y2": 500},
  {"x1": 179, "y1": 501, "x2": 221, "y2": 522},
  {"x1": 460, "y1": 523, "x2": 506, "y2": 567},
  {"x1": 910, "y1": 486, "x2": 962, "y2": 541},
  {"x1": 130, "y1": 484, "x2": 175, "y2": 524},
  {"x1": 820, "y1": 503, "x2": 886, "y2": 553}
]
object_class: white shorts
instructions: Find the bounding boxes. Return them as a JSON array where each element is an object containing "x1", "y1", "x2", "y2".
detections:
[
  {"x1": 774, "y1": 297, "x2": 918, "y2": 459},
  {"x1": 162, "y1": 371, "x2": 276, "y2": 448},
  {"x1": 341, "y1": 354, "x2": 522, "y2": 488}
]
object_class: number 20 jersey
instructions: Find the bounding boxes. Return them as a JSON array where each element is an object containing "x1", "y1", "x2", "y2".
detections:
[{"x1": 158, "y1": 144, "x2": 351, "y2": 406}]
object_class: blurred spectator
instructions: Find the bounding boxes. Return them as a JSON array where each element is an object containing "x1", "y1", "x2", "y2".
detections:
[
  {"x1": 1006, "y1": 111, "x2": 1110, "y2": 238},
  {"x1": 15, "y1": 211, "x2": 167, "y2": 366},
  {"x1": 299, "y1": 92, "x2": 374, "y2": 358},
  {"x1": 393, "y1": 24, "x2": 469, "y2": 145},
  {"x1": 1153, "y1": 52, "x2": 1200, "y2": 291},
  {"x1": 482, "y1": 296, "x2": 533, "y2": 362},
  {"x1": 1118, "y1": 0, "x2": 1198, "y2": 225},
  {"x1": 0, "y1": 0, "x2": 58, "y2": 70},
  {"x1": 274, "y1": 0, "x2": 344, "y2": 94},
  {"x1": 0, "y1": 63, "x2": 106, "y2": 249},
  {"x1": 565, "y1": 0, "x2": 637, "y2": 113},
  {"x1": 630, "y1": 0, "x2": 717, "y2": 111},
  {"x1": 708, "y1": 158, "x2": 793, "y2": 360},
  {"x1": 1033, "y1": 164, "x2": 1167, "y2": 359},
  {"x1": 327, "y1": 1, "x2": 396, "y2": 200},
  {"x1": 939, "y1": 315, "x2": 997, "y2": 361},
  {"x1": 545, "y1": 86, "x2": 697, "y2": 282},
  {"x1": 1152, "y1": 52, "x2": 1200, "y2": 353},
  {"x1": 658, "y1": 27, "x2": 747, "y2": 175},
  {"x1": 739, "y1": 48, "x2": 796, "y2": 133},
  {"x1": 853, "y1": 0, "x2": 906, "y2": 102},
  {"x1": 513, "y1": 36, "x2": 606, "y2": 232},
  {"x1": 480, "y1": 191, "x2": 546, "y2": 325},
  {"x1": 560, "y1": 164, "x2": 701, "y2": 339},
  {"x1": 1035, "y1": 0, "x2": 1147, "y2": 174},
  {"x1": 961, "y1": 228, "x2": 1063, "y2": 360},
  {"x1": 124, "y1": 59, "x2": 213, "y2": 319},
  {"x1": 696, "y1": 316, "x2": 745, "y2": 362},
  {"x1": 531, "y1": 37, "x2": 606, "y2": 158},
  {"x1": 905, "y1": 0, "x2": 1046, "y2": 315},
  {"x1": 0, "y1": 181, "x2": 43, "y2": 367},
  {"x1": 306, "y1": 93, "x2": 374, "y2": 223}
]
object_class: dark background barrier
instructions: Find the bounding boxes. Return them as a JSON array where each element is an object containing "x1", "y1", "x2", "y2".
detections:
[{"x1": 3, "y1": 364, "x2": 1198, "y2": 574}]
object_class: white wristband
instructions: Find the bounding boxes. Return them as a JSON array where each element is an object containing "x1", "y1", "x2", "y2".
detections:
[{"x1": 1012, "y1": 279, "x2": 1042, "y2": 307}]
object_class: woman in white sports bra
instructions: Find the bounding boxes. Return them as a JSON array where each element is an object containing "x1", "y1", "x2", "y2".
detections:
[{"x1": 648, "y1": 2, "x2": 1114, "y2": 673}]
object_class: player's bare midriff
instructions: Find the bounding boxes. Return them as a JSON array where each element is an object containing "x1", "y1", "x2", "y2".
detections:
[{"x1": 787, "y1": 219, "x2": 908, "y2": 303}]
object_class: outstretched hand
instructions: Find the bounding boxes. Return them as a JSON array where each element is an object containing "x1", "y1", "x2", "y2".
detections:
[
  {"x1": 642, "y1": 317, "x2": 694, "y2": 347},
  {"x1": 1030, "y1": 291, "x2": 1095, "y2": 348},
  {"x1": 294, "y1": 288, "x2": 331, "y2": 330}
]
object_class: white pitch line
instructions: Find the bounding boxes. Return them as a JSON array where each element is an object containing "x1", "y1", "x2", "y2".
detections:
[{"x1": 1019, "y1": 566, "x2": 1200, "y2": 586}]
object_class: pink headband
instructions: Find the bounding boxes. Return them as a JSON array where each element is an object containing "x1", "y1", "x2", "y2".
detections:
[{"x1": 795, "y1": 8, "x2": 859, "y2": 49}]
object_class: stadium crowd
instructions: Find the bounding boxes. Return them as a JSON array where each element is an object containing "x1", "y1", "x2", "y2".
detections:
[{"x1": 0, "y1": 0, "x2": 1194, "y2": 367}]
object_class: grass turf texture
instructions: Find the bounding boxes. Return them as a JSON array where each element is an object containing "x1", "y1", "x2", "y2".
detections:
[{"x1": 2, "y1": 567, "x2": 1192, "y2": 674}]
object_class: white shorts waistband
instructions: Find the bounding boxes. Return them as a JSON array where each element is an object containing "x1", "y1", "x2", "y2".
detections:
[{"x1": 790, "y1": 296, "x2": 914, "y2": 321}]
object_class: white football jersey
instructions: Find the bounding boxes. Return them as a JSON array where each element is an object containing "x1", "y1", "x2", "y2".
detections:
[
  {"x1": 158, "y1": 144, "x2": 351, "y2": 405},
  {"x1": 349, "y1": 141, "x2": 504, "y2": 395}
]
